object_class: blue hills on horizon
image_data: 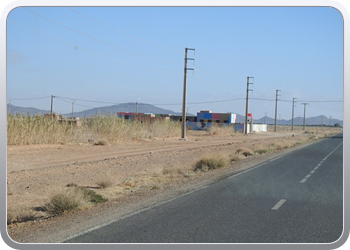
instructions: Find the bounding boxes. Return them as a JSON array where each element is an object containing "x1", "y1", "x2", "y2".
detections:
[{"x1": 7, "y1": 103, "x2": 343, "y2": 126}]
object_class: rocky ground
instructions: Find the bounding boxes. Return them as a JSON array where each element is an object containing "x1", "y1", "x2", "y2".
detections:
[{"x1": 6, "y1": 127, "x2": 341, "y2": 243}]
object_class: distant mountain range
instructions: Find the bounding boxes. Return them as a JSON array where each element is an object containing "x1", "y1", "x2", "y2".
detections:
[{"x1": 7, "y1": 103, "x2": 343, "y2": 126}]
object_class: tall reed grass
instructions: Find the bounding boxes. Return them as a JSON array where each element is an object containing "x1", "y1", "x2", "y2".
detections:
[{"x1": 7, "y1": 114, "x2": 181, "y2": 145}]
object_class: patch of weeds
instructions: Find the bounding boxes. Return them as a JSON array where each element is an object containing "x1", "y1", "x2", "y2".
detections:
[
  {"x1": 236, "y1": 148, "x2": 254, "y2": 157},
  {"x1": 78, "y1": 187, "x2": 108, "y2": 204},
  {"x1": 194, "y1": 156, "x2": 227, "y2": 172},
  {"x1": 151, "y1": 184, "x2": 161, "y2": 190},
  {"x1": 46, "y1": 189, "x2": 85, "y2": 216},
  {"x1": 46, "y1": 187, "x2": 107, "y2": 216},
  {"x1": 94, "y1": 140, "x2": 108, "y2": 146},
  {"x1": 96, "y1": 180, "x2": 113, "y2": 189},
  {"x1": 66, "y1": 183, "x2": 78, "y2": 187},
  {"x1": 254, "y1": 148, "x2": 269, "y2": 155}
]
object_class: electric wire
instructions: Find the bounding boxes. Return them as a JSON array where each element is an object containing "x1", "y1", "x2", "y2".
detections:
[
  {"x1": 22, "y1": 7, "x2": 181, "y2": 65},
  {"x1": 8, "y1": 20, "x2": 181, "y2": 75},
  {"x1": 65, "y1": 7, "x2": 184, "y2": 55},
  {"x1": 7, "y1": 96, "x2": 51, "y2": 100}
]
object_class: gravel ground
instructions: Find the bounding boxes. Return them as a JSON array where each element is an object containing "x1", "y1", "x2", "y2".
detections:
[{"x1": 6, "y1": 128, "x2": 336, "y2": 243}]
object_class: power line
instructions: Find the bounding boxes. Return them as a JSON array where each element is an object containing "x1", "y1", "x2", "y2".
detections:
[
  {"x1": 196, "y1": 56, "x2": 237, "y2": 79},
  {"x1": 23, "y1": 7, "x2": 181, "y2": 65},
  {"x1": 195, "y1": 65, "x2": 233, "y2": 86},
  {"x1": 249, "y1": 97, "x2": 342, "y2": 103},
  {"x1": 7, "y1": 96, "x2": 51, "y2": 100},
  {"x1": 65, "y1": 7, "x2": 183, "y2": 55},
  {"x1": 8, "y1": 20, "x2": 181, "y2": 75}
]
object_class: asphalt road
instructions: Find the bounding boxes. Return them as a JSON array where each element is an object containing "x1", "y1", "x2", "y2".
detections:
[{"x1": 65, "y1": 133, "x2": 343, "y2": 243}]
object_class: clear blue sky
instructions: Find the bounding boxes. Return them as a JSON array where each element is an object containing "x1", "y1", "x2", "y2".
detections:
[{"x1": 6, "y1": 6, "x2": 344, "y2": 120}]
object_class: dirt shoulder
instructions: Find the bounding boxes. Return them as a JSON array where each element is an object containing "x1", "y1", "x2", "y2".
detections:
[{"x1": 6, "y1": 129, "x2": 337, "y2": 243}]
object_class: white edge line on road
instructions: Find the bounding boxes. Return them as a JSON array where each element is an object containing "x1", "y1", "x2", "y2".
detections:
[{"x1": 272, "y1": 199, "x2": 287, "y2": 210}]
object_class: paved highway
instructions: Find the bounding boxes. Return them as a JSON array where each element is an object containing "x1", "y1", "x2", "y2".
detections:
[{"x1": 65, "y1": 134, "x2": 343, "y2": 243}]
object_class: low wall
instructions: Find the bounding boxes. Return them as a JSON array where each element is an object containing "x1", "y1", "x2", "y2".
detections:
[{"x1": 186, "y1": 122, "x2": 267, "y2": 133}]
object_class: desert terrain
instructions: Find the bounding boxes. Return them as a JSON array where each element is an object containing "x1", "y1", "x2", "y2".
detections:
[{"x1": 6, "y1": 126, "x2": 341, "y2": 243}]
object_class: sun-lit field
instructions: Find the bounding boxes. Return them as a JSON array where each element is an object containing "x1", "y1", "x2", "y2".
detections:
[{"x1": 7, "y1": 114, "x2": 181, "y2": 145}]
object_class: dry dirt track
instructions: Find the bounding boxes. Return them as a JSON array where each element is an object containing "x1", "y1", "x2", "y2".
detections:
[
  {"x1": 6, "y1": 129, "x2": 336, "y2": 243},
  {"x1": 7, "y1": 130, "x2": 289, "y2": 172}
]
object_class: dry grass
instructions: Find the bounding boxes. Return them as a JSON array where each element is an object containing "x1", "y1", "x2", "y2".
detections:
[
  {"x1": 7, "y1": 210, "x2": 37, "y2": 225},
  {"x1": 7, "y1": 123, "x2": 341, "y2": 225},
  {"x1": 7, "y1": 114, "x2": 181, "y2": 145},
  {"x1": 208, "y1": 125, "x2": 234, "y2": 136},
  {"x1": 193, "y1": 154, "x2": 228, "y2": 172},
  {"x1": 45, "y1": 187, "x2": 107, "y2": 216},
  {"x1": 96, "y1": 180, "x2": 113, "y2": 189}
]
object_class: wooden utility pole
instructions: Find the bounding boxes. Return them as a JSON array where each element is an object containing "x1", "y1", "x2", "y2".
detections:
[
  {"x1": 50, "y1": 95, "x2": 55, "y2": 116},
  {"x1": 136, "y1": 98, "x2": 140, "y2": 114},
  {"x1": 72, "y1": 100, "x2": 75, "y2": 119},
  {"x1": 244, "y1": 76, "x2": 254, "y2": 135},
  {"x1": 292, "y1": 98, "x2": 296, "y2": 131},
  {"x1": 181, "y1": 47, "x2": 195, "y2": 139},
  {"x1": 274, "y1": 90, "x2": 281, "y2": 132}
]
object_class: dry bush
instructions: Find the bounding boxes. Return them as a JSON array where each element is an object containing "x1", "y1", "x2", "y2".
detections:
[
  {"x1": 46, "y1": 187, "x2": 107, "y2": 216},
  {"x1": 162, "y1": 166, "x2": 194, "y2": 179},
  {"x1": 120, "y1": 177, "x2": 138, "y2": 188},
  {"x1": 236, "y1": 148, "x2": 254, "y2": 157},
  {"x1": 193, "y1": 155, "x2": 227, "y2": 172},
  {"x1": 7, "y1": 209, "x2": 37, "y2": 224},
  {"x1": 254, "y1": 148, "x2": 269, "y2": 155},
  {"x1": 96, "y1": 180, "x2": 113, "y2": 189},
  {"x1": 46, "y1": 188, "x2": 88, "y2": 216},
  {"x1": 230, "y1": 152, "x2": 246, "y2": 162}
]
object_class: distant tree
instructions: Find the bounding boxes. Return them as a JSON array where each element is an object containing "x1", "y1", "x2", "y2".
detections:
[{"x1": 334, "y1": 123, "x2": 341, "y2": 127}]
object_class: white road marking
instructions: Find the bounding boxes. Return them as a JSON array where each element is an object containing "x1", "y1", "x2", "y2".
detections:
[
  {"x1": 299, "y1": 142, "x2": 342, "y2": 185},
  {"x1": 272, "y1": 199, "x2": 287, "y2": 210},
  {"x1": 270, "y1": 156, "x2": 283, "y2": 162}
]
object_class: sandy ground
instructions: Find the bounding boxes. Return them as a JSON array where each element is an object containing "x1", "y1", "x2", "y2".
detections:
[{"x1": 6, "y1": 127, "x2": 341, "y2": 243}]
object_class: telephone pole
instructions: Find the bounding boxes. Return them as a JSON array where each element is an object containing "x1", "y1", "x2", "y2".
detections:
[
  {"x1": 301, "y1": 103, "x2": 309, "y2": 130},
  {"x1": 274, "y1": 90, "x2": 281, "y2": 132},
  {"x1": 244, "y1": 76, "x2": 254, "y2": 135},
  {"x1": 50, "y1": 95, "x2": 55, "y2": 116},
  {"x1": 72, "y1": 100, "x2": 75, "y2": 120},
  {"x1": 264, "y1": 112, "x2": 267, "y2": 124},
  {"x1": 292, "y1": 98, "x2": 296, "y2": 131},
  {"x1": 136, "y1": 98, "x2": 140, "y2": 114},
  {"x1": 330, "y1": 115, "x2": 332, "y2": 127},
  {"x1": 181, "y1": 47, "x2": 195, "y2": 139}
]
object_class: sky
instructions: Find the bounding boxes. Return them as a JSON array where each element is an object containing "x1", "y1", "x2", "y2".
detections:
[{"x1": 6, "y1": 6, "x2": 344, "y2": 120}]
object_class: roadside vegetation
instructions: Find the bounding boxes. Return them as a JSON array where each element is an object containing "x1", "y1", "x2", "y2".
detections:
[
  {"x1": 7, "y1": 114, "x2": 181, "y2": 145},
  {"x1": 7, "y1": 123, "x2": 341, "y2": 227}
]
